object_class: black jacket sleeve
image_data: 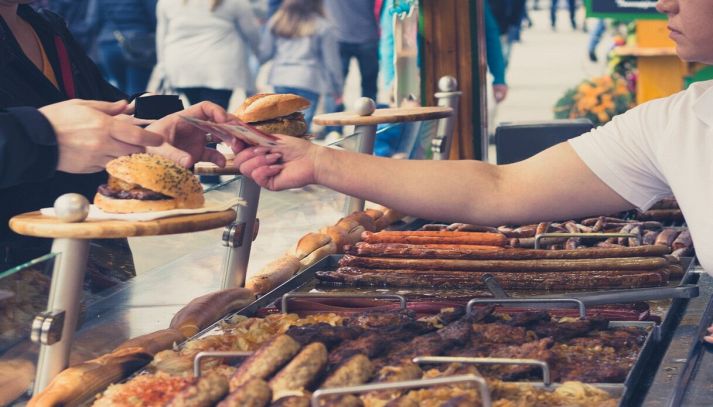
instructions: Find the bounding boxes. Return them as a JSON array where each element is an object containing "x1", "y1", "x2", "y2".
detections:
[{"x1": 0, "y1": 107, "x2": 58, "y2": 188}]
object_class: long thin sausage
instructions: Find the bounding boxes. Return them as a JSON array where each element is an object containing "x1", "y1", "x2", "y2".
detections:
[
  {"x1": 338, "y1": 254, "x2": 668, "y2": 272},
  {"x1": 361, "y1": 231, "x2": 508, "y2": 246},
  {"x1": 347, "y1": 242, "x2": 670, "y2": 259}
]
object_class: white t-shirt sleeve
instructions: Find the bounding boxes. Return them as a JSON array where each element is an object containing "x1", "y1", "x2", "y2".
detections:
[{"x1": 568, "y1": 99, "x2": 673, "y2": 211}]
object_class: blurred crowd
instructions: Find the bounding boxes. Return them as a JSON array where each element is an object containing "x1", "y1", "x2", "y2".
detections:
[
  {"x1": 29, "y1": 0, "x2": 398, "y2": 139},
  {"x1": 27, "y1": 0, "x2": 606, "y2": 152}
]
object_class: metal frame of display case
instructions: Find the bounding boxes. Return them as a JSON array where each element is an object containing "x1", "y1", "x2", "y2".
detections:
[{"x1": 2, "y1": 78, "x2": 461, "y2": 393}]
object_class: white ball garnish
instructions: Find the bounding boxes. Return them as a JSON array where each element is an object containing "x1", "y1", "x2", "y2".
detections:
[
  {"x1": 53, "y1": 193, "x2": 90, "y2": 223},
  {"x1": 438, "y1": 75, "x2": 458, "y2": 92},
  {"x1": 354, "y1": 97, "x2": 376, "y2": 116}
]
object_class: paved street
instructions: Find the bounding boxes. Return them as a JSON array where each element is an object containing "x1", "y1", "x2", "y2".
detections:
[{"x1": 495, "y1": 5, "x2": 611, "y2": 126}]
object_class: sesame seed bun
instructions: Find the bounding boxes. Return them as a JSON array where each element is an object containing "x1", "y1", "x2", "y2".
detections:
[
  {"x1": 96, "y1": 154, "x2": 204, "y2": 213},
  {"x1": 236, "y1": 93, "x2": 310, "y2": 123}
]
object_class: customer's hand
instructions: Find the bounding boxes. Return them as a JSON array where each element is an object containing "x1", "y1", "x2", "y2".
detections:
[
  {"x1": 146, "y1": 101, "x2": 242, "y2": 168},
  {"x1": 493, "y1": 84, "x2": 509, "y2": 103},
  {"x1": 704, "y1": 324, "x2": 713, "y2": 344},
  {"x1": 232, "y1": 135, "x2": 320, "y2": 191},
  {"x1": 39, "y1": 99, "x2": 164, "y2": 173}
]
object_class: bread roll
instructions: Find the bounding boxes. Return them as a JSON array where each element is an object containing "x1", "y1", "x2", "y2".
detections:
[
  {"x1": 299, "y1": 240, "x2": 337, "y2": 271},
  {"x1": 374, "y1": 208, "x2": 404, "y2": 230},
  {"x1": 28, "y1": 348, "x2": 152, "y2": 407},
  {"x1": 334, "y1": 219, "x2": 367, "y2": 246},
  {"x1": 236, "y1": 94, "x2": 310, "y2": 123},
  {"x1": 342, "y1": 212, "x2": 376, "y2": 232},
  {"x1": 246, "y1": 254, "x2": 302, "y2": 295},
  {"x1": 169, "y1": 288, "x2": 256, "y2": 337},
  {"x1": 114, "y1": 328, "x2": 186, "y2": 357},
  {"x1": 364, "y1": 208, "x2": 384, "y2": 223},
  {"x1": 290, "y1": 233, "x2": 332, "y2": 260},
  {"x1": 320, "y1": 225, "x2": 349, "y2": 252}
]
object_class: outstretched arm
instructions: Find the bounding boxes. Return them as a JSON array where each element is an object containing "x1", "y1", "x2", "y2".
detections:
[{"x1": 234, "y1": 136, "x2": 634, "y2": 225}]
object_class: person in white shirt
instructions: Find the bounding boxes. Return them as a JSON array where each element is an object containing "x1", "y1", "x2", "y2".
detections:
[
  {"x1": 231, "y1": 0, "x2": 713, "y2": 342},
  {"x1": 156, "y1": 0, "x2": 260, "y2": 108}
]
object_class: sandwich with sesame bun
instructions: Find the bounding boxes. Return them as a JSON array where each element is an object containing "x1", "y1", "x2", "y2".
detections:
[
  {"x1": 235, "y1": 93, "x2": 311, "y2": 137},
  {"x1": 94, "y1": 154, "x2": 204, "y2": 213}
]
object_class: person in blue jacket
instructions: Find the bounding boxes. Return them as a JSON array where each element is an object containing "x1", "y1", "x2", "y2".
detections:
[{"x1": 94, "y1": 0, "x2": 158, "y2": 95}]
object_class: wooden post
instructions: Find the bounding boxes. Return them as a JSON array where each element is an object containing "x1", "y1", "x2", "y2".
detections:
[
  {"x1": 635, "y1": 20, "x2": 686, "y2": 103},
  {"x1": 421, "y1": 0, "x2": 486, "y2": 160}
]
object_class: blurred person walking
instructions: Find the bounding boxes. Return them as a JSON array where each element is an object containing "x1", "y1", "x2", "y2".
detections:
[
  {"x1": 489, "y1": 0, "x2": 526, "y2": 69},
  {"x1": 156, "y1": 0, "x2": 260, "y2": 109},
  {"x1": 550, "y1": 0, "x2": 577, "y2": 30},
  {"x1": 34, "y1": 0, "x2": 100, "y2": 56},
  {"x1": 157, "y1": 0, "x2": 259, "y2": 184},
  {"x1": 587, "y1": 18, "x2": 606, "y2": 62},
  {"x1": 95, "y1": 0, "x2": 157, "y2": 95},
  {"x1": 259, "y1": 0, "x2": 343, "y2": 131},
  {"x1": 324, "y1": 0, "x2": 379, "y2": 102}
]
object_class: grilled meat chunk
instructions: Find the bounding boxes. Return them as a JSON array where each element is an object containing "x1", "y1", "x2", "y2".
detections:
[
  {"x1": 285, "y1": 323, "x2": 362, "y2": 348},
  {"x1": 328, "y1": 331, "x2": 389, "y2": 367},
  {"x1": 531, "y1": 318, "x2": 608, "y2": 342}
]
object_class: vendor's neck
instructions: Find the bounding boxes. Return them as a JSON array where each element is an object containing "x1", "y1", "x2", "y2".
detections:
[{"x1": 0, "y1": 5, "x2": 19, "y2": 26}]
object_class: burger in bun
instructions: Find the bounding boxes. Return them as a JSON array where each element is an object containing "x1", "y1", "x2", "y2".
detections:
[
  {"x1": 236, "y1": 93, "x2": 310, "y2": 137},
  {"x1": 94, "y1": 154, "x2": 204, "y2": 213}
]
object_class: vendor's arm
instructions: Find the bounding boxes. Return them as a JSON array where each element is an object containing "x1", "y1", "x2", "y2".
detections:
[
  {"x1": 236, "y1": 139, "x2": 633, "y2": 225},
  {"x1": 235, "y1": 87, "x2": 673, "y2": 225}
]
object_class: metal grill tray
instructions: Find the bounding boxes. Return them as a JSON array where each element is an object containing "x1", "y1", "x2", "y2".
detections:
[
  {"x1": 168, "y1": 258, "x2": 700, "y2": 404},
  {"x1": 184, "y1": 255, "x2": 697, "y2": 406}
]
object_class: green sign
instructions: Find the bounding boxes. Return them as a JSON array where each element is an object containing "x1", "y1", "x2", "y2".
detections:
[{"x1": 585, "y1": 0, "x2": 665, "y2": 20}]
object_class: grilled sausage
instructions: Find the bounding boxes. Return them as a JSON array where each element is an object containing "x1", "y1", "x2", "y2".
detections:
[
  {"x1": 219, "y1": 379, "x2": 272, "y2": 407},
  {"x1": 672, "y1": 230, "x2": 692, "y2": 250},
  {"x1": 361, "y1": 231, "x2": 508, "y2": 246},
  {"x1": 229, "y1": 335, "x2": 302, "y2": 391},
  {"x1": 269, "y1": 342, "x2": 328, "y2": 400},
  {"x1": 322, "y1": 355, "x2": 373, "y2": 388},
  {"x1": 317, "y1": 268, "x2": 669, "y2": 290},
  {"x1": 338, "y1": 255, "x2": 668, "y2": 272},
  {"x1": 166, "y1": 373, "x2": 229, "y2": 407},
  {"x1": 654, "y1": 229, "x2": 680, "y2": 248}
]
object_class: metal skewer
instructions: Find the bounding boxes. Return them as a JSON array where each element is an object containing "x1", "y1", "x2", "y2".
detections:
[
  {"x1": 413, "y1": 356, "x2": 552, "y2": 386},
  {"x1": 281, "y1": 292, "x2": 407, "y2": 313},
  {"x1": 311, "y1": 374, "x2": 491, "y2": 407}
]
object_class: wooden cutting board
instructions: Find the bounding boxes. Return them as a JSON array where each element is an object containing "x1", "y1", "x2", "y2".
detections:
[
  {"x1": 9, "y1": 210, "x2": 236, "y2": 239},
  {"x1": 313, "y1": 106, "x2": 452, "y2": 126}
]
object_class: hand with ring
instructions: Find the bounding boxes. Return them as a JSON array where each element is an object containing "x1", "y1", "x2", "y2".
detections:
[{"x1": 145, "y1": 102, "x2": 242, "y2": 168}]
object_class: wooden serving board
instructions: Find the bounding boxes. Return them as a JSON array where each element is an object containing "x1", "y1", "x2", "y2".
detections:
[
  {"x1": 313, "y1": 106, "x2": 452, "y2": 126},
  {"x1": 9, "y1": 210, "x2": 236, "y2": 239},
  {"x1": 194, "y1": 160, "x2": 240, "y2": 175}
]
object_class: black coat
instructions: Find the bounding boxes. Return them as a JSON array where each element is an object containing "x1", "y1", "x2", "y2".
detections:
[{"x1": 0, "y1": 5, "x2": 126, "y2": 266}]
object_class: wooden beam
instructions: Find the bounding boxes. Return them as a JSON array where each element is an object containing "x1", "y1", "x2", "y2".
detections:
[{"x1": 422, "y1": 0, "x2": 483, "y2": 160}]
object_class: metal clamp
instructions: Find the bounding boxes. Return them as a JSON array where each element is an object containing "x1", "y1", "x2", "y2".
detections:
[
  {"x1": 609, "y1": 320, "x2": 661, "y2": 342},
  {"x1": 281, "y1": 292, "x2": 407, "y2": 314},
  {"x1": 534, "y1": 232, "x2": 638, "y2": 249},
  {"x1": 311, "y1": 374, "x2": 490, "y2": 407},
  {"x1": 193, "y1": 351, "x2": 252, "y2": 377},
  {"x1": 413, "y1": 356, "x2": 551, "y2": 386},
  {"x1": 431, "y1": 137, "x2": 446, "y2": 154},
  {"x1": 31, "y1": 310, "x2": 65, "y2": 345},
  {"x1": 222, "y1": 221, "x2": 246, "y2": 248},
  {"x1": 482, "y1": 274, "x2": 508, "y2": 299},
  {"x1": 253, "y1": 218, "x2": 260, "y2": 241},
  {"x1": 467, "y1": 298, "x2": 587, "y2": 319}
]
